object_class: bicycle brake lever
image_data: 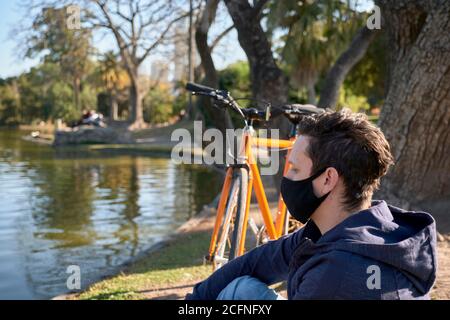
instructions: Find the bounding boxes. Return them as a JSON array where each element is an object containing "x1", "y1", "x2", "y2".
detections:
[{"x1": 265, "y1": 105, "x2": 271, "y2": 122}]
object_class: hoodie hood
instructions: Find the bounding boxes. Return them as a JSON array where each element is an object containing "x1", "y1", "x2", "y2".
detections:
[{"x1": 316, "y1": 200, "x2": 437, "y2": 294}]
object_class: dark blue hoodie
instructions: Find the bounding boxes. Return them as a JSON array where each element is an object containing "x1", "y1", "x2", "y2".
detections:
[{"x1": 186, "y1": 200, "x2": 437, "y2": 300}]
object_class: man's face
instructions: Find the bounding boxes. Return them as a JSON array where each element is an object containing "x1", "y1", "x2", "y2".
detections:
[
  {"x1": 285, "y1": 135, "x2": 314, "y2": 181},
  {"x1": 285, "y1": 135, "x2": 342, "y2": 203}
]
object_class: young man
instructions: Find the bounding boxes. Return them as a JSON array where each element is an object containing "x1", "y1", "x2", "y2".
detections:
[{"x1": 186, "y1": 109, "x2": 437, "y2": 300}]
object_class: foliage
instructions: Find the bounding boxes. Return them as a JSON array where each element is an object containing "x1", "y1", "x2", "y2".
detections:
[
  {"x1": 26, "y1": 5, "x2": 93, "y2": 111},
  {"x1": 47, "y1": 81, "x2": 78, "y2": 122},
  {"x1": 0, "y1": 81, "x2": 21, "y2": 125},
  {"x1": 0, "y1": 61, "x2": 96, "y2": 125},
  {"x1": 267, "y1": 0, "x2": 366, "y2": 90},
  {"x1": 218, "y1": 61, "x2": 251, "y2": 101},
  {"x1": 337, "y1": 87, "x2": 370, "y2": 113},
  {"x1": 216, "y1": 61, "x2": 252, "y2": 126},
  {"x1": 143, "y1": 83, "x2": 176, "y2": 124},
  {"x1": 343, "y1": 33, "x2": 386, "y2": 109},
  {"x1": 0, "y1": 1, "x2": 387, "y2": 127}
]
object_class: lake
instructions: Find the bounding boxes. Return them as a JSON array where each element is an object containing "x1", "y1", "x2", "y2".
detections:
[{"x1": 0, "y1": 129, "x2": 221, "y2": 299}]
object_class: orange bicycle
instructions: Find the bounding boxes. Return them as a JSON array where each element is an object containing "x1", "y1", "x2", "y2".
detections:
[{"x1": 186, "y1": 82, "x2": 323, "y2": 270}]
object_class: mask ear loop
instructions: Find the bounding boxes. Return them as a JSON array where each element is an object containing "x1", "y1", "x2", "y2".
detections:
[
  {"x1": 312, "y1": 167, "x2": 332, "y2": 199},
  {"x1": 309, "y1": 167, "x2": 328, "y2": 180}
]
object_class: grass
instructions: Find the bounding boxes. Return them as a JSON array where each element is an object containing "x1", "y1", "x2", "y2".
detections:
[{"x1": 76, "y1": 230, "x2": 213, "y2": 300}]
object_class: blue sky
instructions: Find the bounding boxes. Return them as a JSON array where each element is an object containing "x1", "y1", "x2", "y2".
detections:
[
  {"x1": 0, "y1": 0, "x2": 248, "y2": 79},
  {"x1": 0, "y1": 0, "x2": 40, "y2": 78},
  {"x1": 0, "y1": 0, "x2": 374, "y2": 79}
]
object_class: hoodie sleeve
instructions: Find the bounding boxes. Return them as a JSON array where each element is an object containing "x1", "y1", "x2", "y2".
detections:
[{"x1": 185, "y1": 227, "x2": 306, "y2": 300}]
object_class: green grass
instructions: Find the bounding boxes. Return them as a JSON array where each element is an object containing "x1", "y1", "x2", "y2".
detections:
[{"x1": 76, "y1": 231, "x2": 213, "y2": 300}]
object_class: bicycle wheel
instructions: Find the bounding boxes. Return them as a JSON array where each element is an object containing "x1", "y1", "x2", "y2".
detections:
[{"x1": 213, "y1": 167, "x2": 248, "y2": 270}]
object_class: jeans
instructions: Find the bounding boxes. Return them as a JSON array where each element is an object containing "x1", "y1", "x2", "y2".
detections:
[{"x1": 217, "y1": 276, "x2": 286, "y2": 300}]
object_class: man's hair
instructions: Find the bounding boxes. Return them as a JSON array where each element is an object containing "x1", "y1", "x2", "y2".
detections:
[{"x1": 298, "y1": 108, "x2": 394, "y2": 211}]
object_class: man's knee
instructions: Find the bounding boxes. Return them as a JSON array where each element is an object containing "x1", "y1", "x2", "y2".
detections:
[{"x1": 217, "y1": 276, "x2": 277, "y2": 300}]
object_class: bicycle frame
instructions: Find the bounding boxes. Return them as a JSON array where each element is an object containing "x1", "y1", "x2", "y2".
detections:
[{"x1": 208, "y1": 123, "x2": 296, "y2": 260}]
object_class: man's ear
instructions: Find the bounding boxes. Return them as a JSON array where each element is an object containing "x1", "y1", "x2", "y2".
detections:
[{"x1": 322, "y1": 167, "x2": 339, "y2": 193}]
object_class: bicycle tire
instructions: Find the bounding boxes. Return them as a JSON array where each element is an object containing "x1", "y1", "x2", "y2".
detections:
[{"x1": 213, "y1": 167, "x2": 248, "y2": 270}]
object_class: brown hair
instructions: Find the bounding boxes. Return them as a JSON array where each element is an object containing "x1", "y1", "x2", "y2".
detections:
[{"x1": 298, "y1": 108, "x2": 394, "y2": 211}]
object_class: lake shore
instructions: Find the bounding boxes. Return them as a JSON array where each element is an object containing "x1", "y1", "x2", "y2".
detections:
[
  {"x1": 53, "y1": 205, "x2": 218, "y2": 300},
  {"x1": 18, "y1": 120, "x2": 209, "y2": 160}
]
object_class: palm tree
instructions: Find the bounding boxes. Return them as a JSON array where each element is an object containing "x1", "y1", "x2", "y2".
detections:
[{"x1": 267, "y1": 0, "x2": 364, "y2": 104}]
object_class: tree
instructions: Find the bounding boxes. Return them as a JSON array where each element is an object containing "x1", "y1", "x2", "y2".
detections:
[
  {"x1": 194, "y1": 0, "x2": 233, "y2": 136},
  {"x1": 267, "y1": 0, "x2": 379, "y2": 109},
  {"x1": 88, "y1": 0, "x2": 191, "y2": 129},
  {"x1": 318, "y1": 26, "x2": 379, "y2": 109},
  {"x1": 0, "y1": 80, "x2": 21, "y2": 125},
  {"x1": 342, "y1": 33, "x2": 387, "y2": 110},
  {"x1": 374, "y1": 0, "x2": 450, "y2": 216},
  {"x1": 97, "y1": 51, "x2": 130, "y2": 121},
  {"x1": 268, "y1": 0, "x2": 362, "y2": 105},
  {"x1": 143, "y1": 82, "x2": 175, "y2": 124},
  {"x1": 224, "y1": 0, "x2": 289, "y2": 134},
  {"x1": 25, "y1": 6, "x2": 92, "y2": 112}
]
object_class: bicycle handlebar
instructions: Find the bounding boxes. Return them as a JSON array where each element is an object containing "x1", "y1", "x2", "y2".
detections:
[
  {"x1": 185, "y1": 82, "x2": 324, "y2": 123},
  {"x1": 185, "y1": 82, "x2": 216, "y2": 94}
]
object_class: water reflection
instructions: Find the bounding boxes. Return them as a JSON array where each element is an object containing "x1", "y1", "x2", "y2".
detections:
[{"x1": 0, "y1": 130, "x2": 220, "y2": 299}]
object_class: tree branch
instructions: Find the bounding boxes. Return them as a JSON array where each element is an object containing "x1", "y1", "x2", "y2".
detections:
[
  {"x1": 209, "y1": 24, "x2": 234, "y2": 52},
  {"x1": 252, "y1": 0, "x2": 269, "y2": 19},
  {"x1": 318, "y1": 26, "x2": 379, "y2": 109},
  {"x1": 137, "y1": 11, "x2": 191, "y2": 65}
]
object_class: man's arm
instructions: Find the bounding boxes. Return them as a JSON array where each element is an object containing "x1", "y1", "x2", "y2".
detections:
[{"x1": 186, "y1": 226, "x2": 306, "y2": 300}]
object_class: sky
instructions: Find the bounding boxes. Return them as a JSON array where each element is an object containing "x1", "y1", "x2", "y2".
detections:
[
  {"x1": 0, "y1": 0, "x2": 374, "y2": 79},
  {"x1": 0, "y1": 0, "x2": 41, "y2": 78},
  {"x1": 0, "y1": 0, "x2": 248, "y2": 79}
]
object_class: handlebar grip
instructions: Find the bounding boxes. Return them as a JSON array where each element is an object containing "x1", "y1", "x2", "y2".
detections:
[
  {"x1": 284, "y1": 104, "x2": 324, "y2": 114},
  {"x1": 185, "y1": 82, "x2": 215, "y2": 94}
]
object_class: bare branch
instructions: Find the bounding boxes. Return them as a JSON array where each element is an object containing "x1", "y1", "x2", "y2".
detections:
[
  {"x1": 209, "y1": 24, "x2": 234, "y2": 53},
  {"x1": 137, "y1": 11, "x2": 191, "y2": 65}
]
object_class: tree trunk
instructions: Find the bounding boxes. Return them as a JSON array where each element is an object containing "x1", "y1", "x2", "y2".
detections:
[
  {"x1": 195, "y1": 0, "x2": 233, "y2": 138},
  {"x1": 306, "y1": 81, "x2": 317, "y2": 105},
  {"x1": 374, "y1": 0, "x2": 450, "y2": 217},
  {"x1": 318, "y1": 26, "x2": 379, "y2": 109},
  {"x1": 224, "y1": 0, "x2": 289, "y2": 191},
  {"x1": 73, "y1": 77, "x2": 81, "y2": 111},
  {"x1": 224, "y1": 0, "x2": 289, "y2": 135},
  {"x1": 110, "y1": 92, "x2": 118, "y2": 121},
  {"x1": 129, "y1": 78, "x2": 145, "y2": 128}
]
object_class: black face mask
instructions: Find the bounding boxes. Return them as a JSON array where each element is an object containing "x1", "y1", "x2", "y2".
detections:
[{"x1": 280, "y1": 168, "x2": 330, "y2": 223}]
